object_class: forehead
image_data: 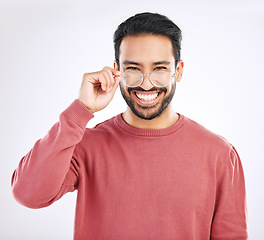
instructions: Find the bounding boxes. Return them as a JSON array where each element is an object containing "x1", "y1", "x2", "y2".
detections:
[{"x1": 119, "y1": 34, "x2": 175, "y2": 65}]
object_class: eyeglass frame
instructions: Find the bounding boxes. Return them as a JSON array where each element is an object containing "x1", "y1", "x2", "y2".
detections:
[{"x1": 119, "y1": 69, "x2": 177, "y2": 88}]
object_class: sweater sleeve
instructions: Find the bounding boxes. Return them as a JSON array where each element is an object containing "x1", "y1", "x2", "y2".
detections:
[
  {"x1": 210, "y1": 146, "x2": 248, "y2": 239},
  {"x1": 11, "y1": 99, "x2": 94, "y2": 209}
]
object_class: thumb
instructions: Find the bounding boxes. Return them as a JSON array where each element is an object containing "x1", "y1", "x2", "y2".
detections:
[{"x1": 112, "y1": 69, "x2": 121, "y2": 77}]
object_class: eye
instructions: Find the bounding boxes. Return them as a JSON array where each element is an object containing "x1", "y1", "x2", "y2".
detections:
[
  {"x1": 126, "y1": 66, "x2": 140, "y2": 71},
  {"x1": 155, "y1": 66, "x2": 167, "y2": 70}
]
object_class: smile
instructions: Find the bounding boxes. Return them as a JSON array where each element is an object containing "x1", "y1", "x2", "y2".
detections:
[{"x1": 135, "y1": 92, "x2": 159, "y2": 101}]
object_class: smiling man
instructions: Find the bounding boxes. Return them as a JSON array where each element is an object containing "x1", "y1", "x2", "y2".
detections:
[
  {"x1": 118, "y1": 34, "x2": 182, "y2": 128},
  {"x1": 12, "y1": 13, "x2": 248, "y2": 239}
]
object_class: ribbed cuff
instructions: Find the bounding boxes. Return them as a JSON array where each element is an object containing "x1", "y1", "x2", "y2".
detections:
[{"x1": 60, "y1": 99, "x2": 94, "y2": 129}]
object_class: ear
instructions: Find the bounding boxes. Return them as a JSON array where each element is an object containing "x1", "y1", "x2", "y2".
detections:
[
  {"x1": 114, "y1": 60, "x2": 119, "y2": 70},
  {"x1": 175, "y1": 60, "x2": 184, "y2": 83}
]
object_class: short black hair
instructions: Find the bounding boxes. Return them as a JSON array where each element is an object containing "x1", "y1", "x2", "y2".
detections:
[{"x1": 113, "y1": 12, "x2": 182, "y2": 68}]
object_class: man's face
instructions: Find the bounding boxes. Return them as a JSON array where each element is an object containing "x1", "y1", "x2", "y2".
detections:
[{"x1": 117, "y1": 34, "x2": 178, "y2": 120}]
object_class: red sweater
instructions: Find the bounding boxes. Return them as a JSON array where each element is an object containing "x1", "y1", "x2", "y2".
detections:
[{"x1": 11, "y1": 100, "x2": 248, "y2": 239}]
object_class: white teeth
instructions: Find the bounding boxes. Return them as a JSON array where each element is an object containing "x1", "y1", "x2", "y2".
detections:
[{"x1": 136, "y1": 92, "x2": 158, "y2": 101}]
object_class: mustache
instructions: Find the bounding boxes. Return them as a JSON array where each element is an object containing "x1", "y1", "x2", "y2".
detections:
[{"x1": 128, "y1": 86, "x2": 167, "y2": 94}]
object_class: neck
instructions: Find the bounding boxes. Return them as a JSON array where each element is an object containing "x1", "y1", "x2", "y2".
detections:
[{"x1": 122, "y1": 104, "x2": 179, "y2": 129}]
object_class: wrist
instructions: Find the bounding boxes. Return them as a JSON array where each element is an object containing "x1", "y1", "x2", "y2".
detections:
[{"x1": 77, "y1": 99, "x2": 95, "y2": 113}]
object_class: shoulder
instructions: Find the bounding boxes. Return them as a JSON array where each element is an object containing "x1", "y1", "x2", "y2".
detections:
[
  {"x1": 182, "y1": 115, "x2": 241, "y2": 170},
  {"x1": 182, "y1": 115, "x2": 234, "y2": 154},
  {"x1": 73, "y1": 115, "x2": 120, "y2": 159},
  {"x1": 82, "y1": 114, "x2": 121, "y2": 140}
]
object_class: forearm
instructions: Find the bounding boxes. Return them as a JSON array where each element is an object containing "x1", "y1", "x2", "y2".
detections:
[{"x1": 11, "y1": 100, "x2": 93, "y2": 208}]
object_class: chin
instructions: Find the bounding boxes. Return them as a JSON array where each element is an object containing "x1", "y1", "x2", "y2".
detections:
[
  {"x1": 132, "y1": 104, "x2": 165, "y2": 120},
  {"x1": 120, "y1": 82, "x2": 176, "y2": 121}
]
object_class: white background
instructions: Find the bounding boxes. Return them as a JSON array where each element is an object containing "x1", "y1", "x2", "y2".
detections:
[{"x1": 1, "y1": 0, "x2": 263, "y2": 239}]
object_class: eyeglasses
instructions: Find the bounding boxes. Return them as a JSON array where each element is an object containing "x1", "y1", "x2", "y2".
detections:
[{"x1": 120, "y1": 69, "x2": 176, "y2": 88}]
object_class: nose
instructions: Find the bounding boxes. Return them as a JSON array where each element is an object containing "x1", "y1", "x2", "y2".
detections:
[{"x1": 140, "y1": 73, "x2": 154, "y2": 90}]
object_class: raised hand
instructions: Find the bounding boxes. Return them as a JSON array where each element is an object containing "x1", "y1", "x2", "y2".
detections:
[{"x1": 78, "y1": 67, "x2": 121, "y2": 113}]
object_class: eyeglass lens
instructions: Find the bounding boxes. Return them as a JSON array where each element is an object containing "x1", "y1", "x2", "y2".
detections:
[{"x1": 121, "y1": 70, "x2": 172, "y2": 87}]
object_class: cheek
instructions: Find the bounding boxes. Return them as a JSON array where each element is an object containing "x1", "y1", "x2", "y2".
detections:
[
  {"x1": 119, "y1": 83, "x2": 130, "y2": 97},
  {"x1": 165, "y1": 84, "x2": 173, "y2": 95},
  {"x1": 119, "y1": 82, "x2": 125, "y2": 91},
  {"x1": 165, "y1": 82, "x2": 176, "y2": 98},
  {"x1": 170, "y1": 80, "x2": 176, "y2": 91}
]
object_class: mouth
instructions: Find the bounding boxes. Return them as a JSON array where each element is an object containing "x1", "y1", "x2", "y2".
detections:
[
  {"x1": 135, "y1": 92, "x2": 159, "y2": 101},
  {"x1": 131, "y1": 90, "x2": 163, "y2": 105}
]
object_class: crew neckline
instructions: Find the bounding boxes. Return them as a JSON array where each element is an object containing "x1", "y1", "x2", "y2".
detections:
[{"x1": 114, "y1": 113, "x2": 186, "y2": 137}]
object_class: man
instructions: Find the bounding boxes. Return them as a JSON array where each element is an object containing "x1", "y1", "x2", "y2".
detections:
[{"x1": 11, "y1": 12, "x2": 248, "y2": 239}]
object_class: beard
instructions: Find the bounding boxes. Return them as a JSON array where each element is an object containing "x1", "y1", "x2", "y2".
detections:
[{"x1": 120, "y1": 82, "x2": 176, "y2": 120}]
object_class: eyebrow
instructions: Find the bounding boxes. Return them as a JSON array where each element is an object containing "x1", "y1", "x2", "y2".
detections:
[
  {"x1": 152, "y1": 61, "x2": 171, "y2": 66},
  {"x1": 122, "y1": 60, "x2": 171, "y2": 66},
  {"x1": 122, "y1": 60, "x2": 142, "y2": 66}
]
